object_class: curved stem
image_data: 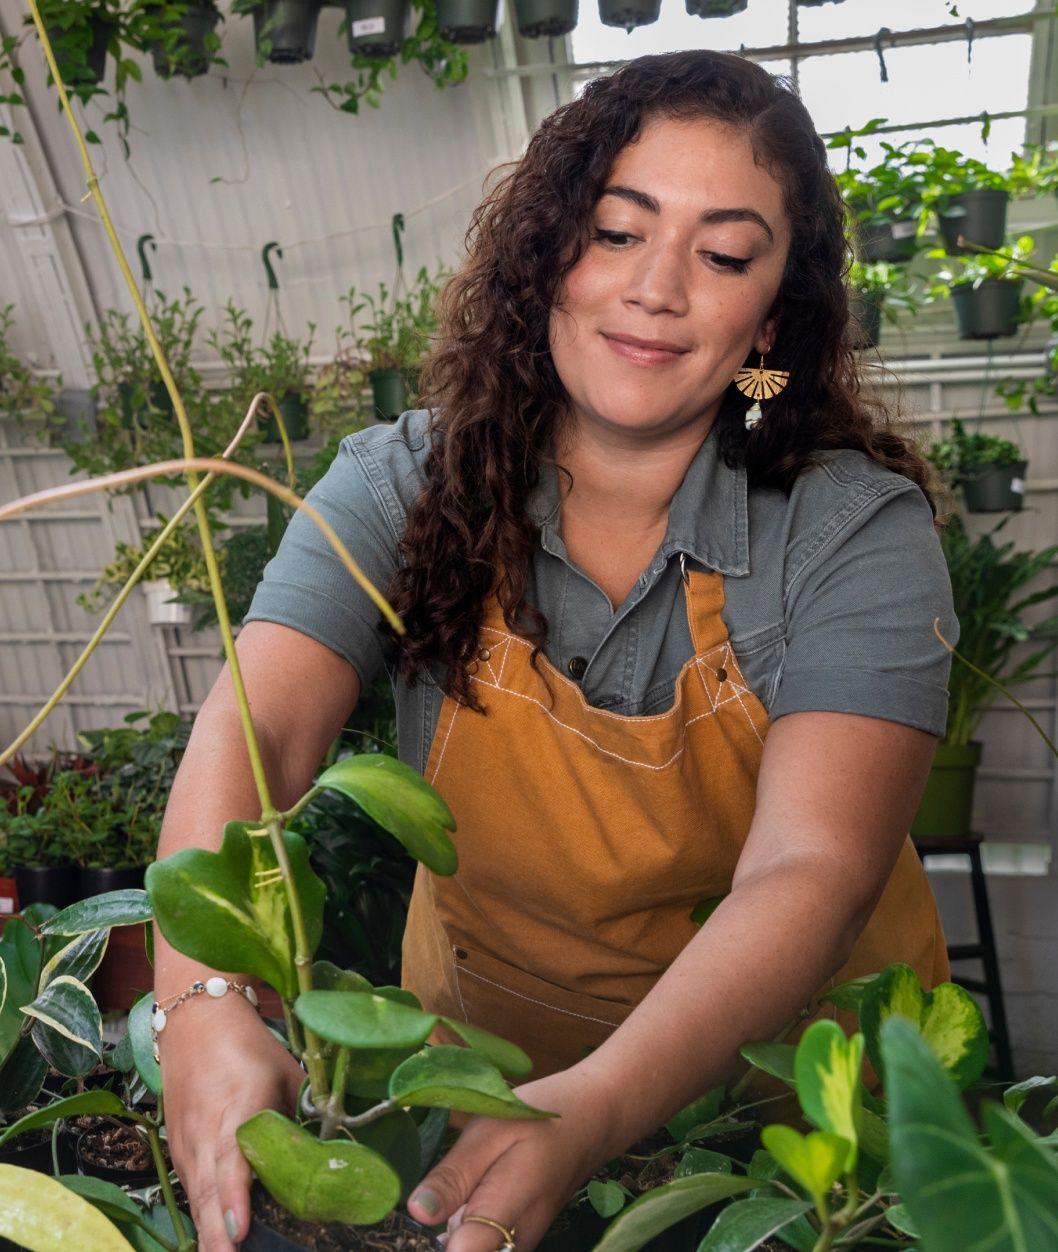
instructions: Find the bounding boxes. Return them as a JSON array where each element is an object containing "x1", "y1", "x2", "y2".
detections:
[{"x1": 147, "y1": 1122, "x2": 192, "y2": 1252}]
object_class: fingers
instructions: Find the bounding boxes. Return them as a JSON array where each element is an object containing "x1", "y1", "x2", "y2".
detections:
[
  {"x1": 445, "y1": 1152, "x2": 524, "y2": 1252},
  {"x1": 178, "y1": 1130, "x2": 252, "y2": 1251}
]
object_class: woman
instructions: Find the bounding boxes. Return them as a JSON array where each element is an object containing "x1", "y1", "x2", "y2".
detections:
[{"x1": 157, "y1": 49, "x2": 957, "y2": 1252}]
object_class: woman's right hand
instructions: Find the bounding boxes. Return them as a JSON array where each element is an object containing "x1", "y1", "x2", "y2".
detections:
[{"x1": 159, "y1": 995, "x2": 306, "y2": 1252}]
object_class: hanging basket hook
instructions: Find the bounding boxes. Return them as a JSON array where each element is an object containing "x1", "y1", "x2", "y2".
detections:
[
  {"x1": 262, "y1": 241, "x2": 283, "y2": 291},
  {"x1": 137, "y1": 233, "x2": 157, "y2": 287}
]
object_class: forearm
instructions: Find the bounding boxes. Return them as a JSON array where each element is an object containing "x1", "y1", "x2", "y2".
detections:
[{"x1": 579, "y1": 862, "x2": 859, "y2": 1156}]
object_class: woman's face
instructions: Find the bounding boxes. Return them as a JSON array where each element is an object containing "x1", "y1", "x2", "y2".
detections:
[{"x1": 548, "y1": 113, "x2": 792, "y2": 441}]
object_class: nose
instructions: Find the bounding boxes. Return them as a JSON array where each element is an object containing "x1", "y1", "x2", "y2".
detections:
[{"x1": 621, "y1": 233, "x2": 691, "y2": 317}]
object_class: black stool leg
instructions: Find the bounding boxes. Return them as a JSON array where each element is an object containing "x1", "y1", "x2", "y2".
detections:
[{"x1": 966, "y1": 841, "x2": 1015, "y2": 1082}]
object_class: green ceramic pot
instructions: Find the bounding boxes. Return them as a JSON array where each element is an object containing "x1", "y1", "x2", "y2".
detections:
[
  {"x1": 150, "y1": 4, "x2": 220, "y2": 79},
  {"x1": 598, "y1": 0, "x2": 661, "y2": 28},
  {"x1": 436, "y1": 0, "x2": 500, "y2": 42},
  {"x1": 910, "y1": 741, "x2": 982, "y2": 839},
  {"x1": 950, "y1": 278, "x2": 1022, "y2": 340},
  {"x1": 344, "y1": 0, "x2": 406, "y2": 56},
  {"x1": 251, "y1": 0, "x2": 322, "y2": 63},
  {"x1": 513, "y1": 0, "x2": 578, "y2": 37},
  {"x1": 937, "y1": 189, "x2": 1009, "y2": 255},
  {"x1": 960, "y1": 460, "x2": 1027, "y2": 513},
  {"x1": 370, "y1": 368, "x2": 408, "y2": 422},
  {"x1": 259, "y1": 390, "x2": 310, "y2": 442},
  {"x1": 855, "y1": 216, "x2": 918, "y2": 264}
]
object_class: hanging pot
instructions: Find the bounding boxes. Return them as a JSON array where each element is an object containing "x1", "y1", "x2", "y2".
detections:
[
  {"x1": 685, "y1": 0, "x2": 747, "y2": 14},
  {"x1": 937, "y1": 189, "x2": 1009, "y2": 255},
  {"x1": 960, "y1": 460, "x2": 1027, "y2": 513},
  {"x1": 598, "y1": 0, "x2": 661, "y2": 29},
  {"x1": 370, "y1": 368, "x2": 408, "y2": 422},
  {"x1": 251, "y1": 0, "x2": 322, "y2": 63},
  {"x1": 854, "y1": 216, "x2": 918, "y2": 264},
  {"x1": 150, "y1": 4, "x2": 220, "y2": 79},
  {"x1": 259, "y1": 391, "x2": 310, "y2": 443},
  {"x1": 57, "y1": 389, "x2": 98, "y2": 442},
  {"x1": 46, "y1": 15, "x2": 114, "y2": 86},
  {"x1": 513, "y1": 0, "x2": 578, "y2": 37},
  {"x1": 344, "y1": 0, "x2": 407, "y2": 57},
  {"x1": 847, "y1": 289, "x2": 883, "y2": 350},
  {"x1": 14, "y1": 864, "x2": 79, "y2": 912},
  {"x1": 950, "y1": 278, "x2": 1022, "y2": 340},
  {"x1": 910, "y1": 741, "x2": 982, "y2": 839},
  {"x1": 436, "y1": 0, "x2": 500, "y2": 43},
  {"x1": 142, "y1": 578, "x2": 193, "y2": 627}
]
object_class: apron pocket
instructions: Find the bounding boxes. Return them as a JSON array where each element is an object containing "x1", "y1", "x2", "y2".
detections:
[{"x1": 449, "y1": 944, "x2": 635, "y2": 1078}]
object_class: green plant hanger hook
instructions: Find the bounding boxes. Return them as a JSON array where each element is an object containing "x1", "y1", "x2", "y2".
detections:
[
  {"x1": 262, "y1": 241, "x2": 283, "y2": 291},
  {"x1": 137, "y1": 233, "x2": 157, "y2": 287},
  {"x1": 391, "y1": 213, "x2": 405, "y2": 273}
]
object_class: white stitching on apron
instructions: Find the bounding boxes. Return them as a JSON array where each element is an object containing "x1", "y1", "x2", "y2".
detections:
[
  {"x1": 456, "y1": 967, "x2": 623, "y2": 1027},
  {"x1": 427, "y1": 699, "x2": 461, "y2": 785}
]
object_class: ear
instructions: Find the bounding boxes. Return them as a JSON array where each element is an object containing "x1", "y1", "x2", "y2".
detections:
[{"x1": 754, "y1": 315, "x2": 779, "y2": 357}]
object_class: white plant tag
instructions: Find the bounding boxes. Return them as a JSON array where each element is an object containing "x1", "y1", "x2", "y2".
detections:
[
  {"x1": 891, "y1": 220, "x2": 917, "y2": 239},
  {"x1": 353, "y1": 16, "x2": 386, "y2": 35},
  {"x1": 1011, "y1": 477, "x2": 1025, "y2": 494}
]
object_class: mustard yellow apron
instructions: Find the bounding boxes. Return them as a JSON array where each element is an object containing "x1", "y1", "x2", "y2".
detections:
[{"x1": 401, "y1": 564, "x2": 949, "y2": 1123}]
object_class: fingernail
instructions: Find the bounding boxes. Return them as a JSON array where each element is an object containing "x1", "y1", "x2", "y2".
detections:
[
  {"x1": 412, "y1": 1188, "x2": 442, "y2": 1216},
  {"x1": 224, "y1": 1209, "x2": 238, "y2": 1240}
]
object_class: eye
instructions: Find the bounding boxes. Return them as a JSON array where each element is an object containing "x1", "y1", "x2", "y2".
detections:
[
  {"x1": 592, "y1": 231, "x2": 751, "y2": 274},
  {"x1": 702, "y1": 253, "x2": 752, "y2": 275},
  {"x1": 591, "y1": 229, "x2": 635, "y2": 249}
]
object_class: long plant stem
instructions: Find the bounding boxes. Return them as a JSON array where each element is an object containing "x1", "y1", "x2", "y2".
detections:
[
  {"x1": 146, "y1": 1116, "x2": 191, "y2": 1252},
  {"x1": 319, "y1": 1048, "x2": 351, "y2": 1140}
]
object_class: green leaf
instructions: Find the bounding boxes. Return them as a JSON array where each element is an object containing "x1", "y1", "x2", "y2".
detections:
[
  {"x1": 884, "y1": 1201, "x2": 919, "y2": 1237},
  {"x1": 58, "y1": 1175, "x2": 157, "y2": 1239},
  {"x1": 439, "y1": 1017, "x2": 533, "y2": 1078},
  {"x1": 883, "y1": 1015, "x2": 1058, "y2": 1252},
  {"x1": 759, "y1": 1125, "x2": 849, "y2": 1212},
  {"x1": 739, "y1": 1042, "x2": 797, "y2": 1087},
  {"x1": 41, "y1": 891, "x2": 151, "y2": 935},
  {"x1": 793, "y1": 1020, "x2": 863, "y2": 1171},
  {"x1": 236, "y1": 1109, "x2": 401, "y2": 1224},
  {"x1": 387, "y1": 1046, "x2": 556, "y2": 1119},
  {"x1": 674, "y1": 1146, "x2": 732, "y2": 1176},
  {"x1": 0, "y1": 1090, "x2": 128, "y2": 1147},
  {"x1": 315, "y1": 755, "x2": 457, "y2": 874},
  {"x1": 666, "y1": 1088, "x2": 725, "y2": 1142},
  {"x1": 146, "y1": 821, "x2": 325, "y2": 998},
  {"x1": 588, "y1": 1178, "x2": 627, "y2": 1218},
  {"x1": 127, "y1": 994, "x2": 162, "y2": 1096},
  {"x1": 690, "y1": 896, "x2": 725, "y2": 926},
  {"x1": 0, "y1": 1036, "x2": 48, "y2": 1112},
  {"x1": 22, "y1": 975, "x2": 101, "y2": 1076},
  {"x1": 0, "y1": 917, "x2": 42, "y2": 1066},
  {"x1": 697, "y1": 1196, "x2": 814, "y2": 1251},
  {"x1": 860, "y1": 963, "x2": 988, "y2": 1090},
  {"x1": 39, "y1": 929, "x2": 109, "y2": 990},
  {"x1": 819, "y1": 973, "x2": 879, "y2": 1014},
  {"x1": 295, "y1": 990, "x2": 437, "y2": 1050},
  {"x1": 591, "y1": 1174, "x2": 757, "y2": 1251},
  {"x1": 856, "y1": 1105, "x2": 890, "y2": 1164},
  {"x1": 352, "y1": 1107, "x2": 422, "y2": 1201},
  {"x1": 311, "y1": 960, "x2": 373, "y2": 993},
  {"x1": 1003, "y1": 1075, "x2": 1057, "y2": 1115},
  {"x1": 0, "y1": 1164, "x2": 134, "y2": 1250}
]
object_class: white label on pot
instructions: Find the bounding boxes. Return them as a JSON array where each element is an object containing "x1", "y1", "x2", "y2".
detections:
[
  {"x1": 353, "y1": 16, "x2": 386, "y2": 35},
  {"x1": 1011, "y1": 477, "x2": 1025, "y2": 494},
  {"x1": 0, "y1": 896, "x2": 13, "y2": 915},
  {"x1": 891, "y1": 220, "x2": 918, "y2": 239}
]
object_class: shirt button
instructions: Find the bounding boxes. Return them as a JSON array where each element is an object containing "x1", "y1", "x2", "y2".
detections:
[{"x1": 567, "y1": 655, "x2": 588, "y2": 680}]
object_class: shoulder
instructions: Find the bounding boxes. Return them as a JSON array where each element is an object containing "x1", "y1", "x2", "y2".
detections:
[{"x1": 335, "y1": 408, "x2": 436, "y2": 526}]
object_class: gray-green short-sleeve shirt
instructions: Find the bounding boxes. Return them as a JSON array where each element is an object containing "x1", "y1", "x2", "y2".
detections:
[{"x1": 243, "y1": 408, "x2": 958, "y2": 775}]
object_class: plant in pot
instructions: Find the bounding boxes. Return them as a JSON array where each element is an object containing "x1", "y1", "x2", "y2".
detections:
[
  {"x1": 0, "y1": 304, "x2": 62, "y2": 444},
  {"x1": 916, "y1": 141, "x2": 1012, "y2": 256},
  {"x1": 846, "y1": 260, "x2": 923, "y2": 350},
  {"x1": 598, "y1": 0, "x2": 662, "y2": 33},
  {"x1": 512, "y1": 0, "x2": 578, "y2": 38},
  {"x1": 928, "y1": 416, "x2": 1028, "y2": 514},
  {"x1": 685, "y1": 0, "x2": 748, "y2": 14},
  {"x1": 129, "y1": 0, "x2": 225, "y2": 80},
  {"x1": 341, "y1": 0, "x2": 409, "y2": 58},
  {"x1": 0, "y1": 788, "x2": 79, "y2": 913},
  {"x1": 909, "y1": 509, "x2": 1058, "y2": 839},
  {"x1": 925, "y1": 234, "x2": 1035, "y2": 341},
  {"x1": 435, "y1": 0, "x2": 500, "y2": 43},
  {"x1": 831, "y1": 130, "x2": 929, "y2": 264},
  {"x1": 232, "y1": 0, "x2": 324, "y2": 64}
]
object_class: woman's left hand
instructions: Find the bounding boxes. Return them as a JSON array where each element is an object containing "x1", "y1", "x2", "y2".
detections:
[{"x1": 405, "y1": 1063, "x2": 621, "y2": 1251}]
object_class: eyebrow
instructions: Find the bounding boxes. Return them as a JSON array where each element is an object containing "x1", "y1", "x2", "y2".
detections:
[{"x1": 599, "y1": 184, "x2": 775, "y2": 244}]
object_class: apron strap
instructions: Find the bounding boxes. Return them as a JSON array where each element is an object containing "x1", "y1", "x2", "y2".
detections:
[{"x1": 681, "y1": 553, "x2": 731, "y2": 656}]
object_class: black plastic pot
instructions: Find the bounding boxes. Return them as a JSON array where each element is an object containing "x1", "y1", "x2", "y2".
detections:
[
  {"x1": 252, "y1": 0, "x2": 322, "y2": 63},
  {"x1": 513, "y1": 0, "x2": 578, "y2": 37},
  {"x1": 150, "y1": 4, "x2": 220, "y2": 79},
  {"x1": 244, "y1": 1183, "x2": 444, "y2": 1250},
  {"x1": 79, "y1": 865, "x2": 146, "y2": 897},
  {"x1": 46, "y1": 16, "x2": 114, "y2": 86},
  {"x1": 848, "y1": 289, "x2": 883, "y2": 350},
  {"x1": 370, "y1": 368, "x2": 408, "y2": 422},
  {"x1": 344, "y1": 0, "x2": 407, "y2": 57},
  {"x1": 0, "y1": 1127, "x2": 53, "y2": 1175},
  {"x1": 950, "y1": 278, "x2": 1022, "y2": 340},
  {"x1": 855, "y1": 216, "x2": 918, "y2": 263},
  {"x1": 598, "y1": 0, "x2": 661, "y2": 28},
  {"x1": 685, "y1": 0, "x2": 747, "y2": 14},
  {"x1": 960, "y1": 460, "x2": 1027, "y2": 513},
  {"x1": 260, "y1": 391, "x2": 310, "y2": 442},
  {"x1": 75, "y1": 1125, "x2": 162, "y2": 1190},
  {"x1": 14, "y1": 864, "x2": 79, "y2": 911},
  {"x1": 436, "y1": 0, "x2": 500, "y2": 42},
  {"x1": 937, "y1": 188, "x2": 1009, "y2": 255}
]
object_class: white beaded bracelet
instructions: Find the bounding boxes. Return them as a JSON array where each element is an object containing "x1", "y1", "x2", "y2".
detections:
[{"x1": 150, "y1": 978, "x2": 260, "y2": 1061}]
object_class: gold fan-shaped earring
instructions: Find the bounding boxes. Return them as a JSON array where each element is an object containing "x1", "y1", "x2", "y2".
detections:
[{"x1": 734, "y1": 352, "x2": 790, "y2": 430}]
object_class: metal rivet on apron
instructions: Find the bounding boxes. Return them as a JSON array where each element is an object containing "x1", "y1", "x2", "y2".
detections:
[
  {"x1": 453, "y1": 947, "x2": 468, "y2": 960},
  {"x1": 715, "y1": 667, "x2": 728, "y2": 683},
  {"x1": 478, "y1": 647, "x2": 491, "y2": 662},
  {"x1": 567, "y1": 655, "x2": 587, "y2": 680}
]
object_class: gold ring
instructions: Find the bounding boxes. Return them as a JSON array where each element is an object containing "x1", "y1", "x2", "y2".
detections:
[{"x1": 463, "y1": 1213, "x2": 517, "y2": 1249}]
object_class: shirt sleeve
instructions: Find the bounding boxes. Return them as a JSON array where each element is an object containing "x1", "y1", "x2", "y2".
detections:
[
  {"x1": 769, "y1": 484, "x2": 959, "y2": 737},
  {"x1": 241, "y1": 435, "x2": 401, "y2": 691}
]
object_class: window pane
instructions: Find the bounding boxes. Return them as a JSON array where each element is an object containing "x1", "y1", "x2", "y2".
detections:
[
  {"x1": 795, "y1": 0, "x2": 1031, "y2": 44},
  {"x1": 570, "y1": 2, "x2": 789, "y2": 67}
]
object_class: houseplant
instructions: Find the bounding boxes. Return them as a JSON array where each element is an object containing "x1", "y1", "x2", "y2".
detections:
[
  {"x1": 831, "y1": 132, "x2": 929, "y2": 263},
  {"x1": 0, "y1": 785, "x2": 80, "y2": 911},
  {"x1": 915, "y1": 142, "x2": 1011, "y2": 256},
  {"x1": 0, "y1": 305, "x2": 60, "y2": 441},
  {"x1": 910, "y1": 509, "x2": 1058, "y2": 839},
  {"x1": 232, "y1": 0, "x2": 324, "y2": 64},
  {"x1": 928, "y1": 416, "x2": 1028, "y2": 514},
  {"x1": 846, "y1": 260, "x2": 923, "y2": 350},
  {"x1": 926, "y1": 235, "x2": 1034, "y2": 341},
  {"x1": 342, "y1": 0, "x2": 409, "y2": 58},
  {"x1": 435, "y1": 0, "x2": 500, "y2": 43},
  {"x1": 598, "y1": 0, "x2": 662, "y2": 32},
  {"x1": 131, "y1": 0, "x2": 225, "y2": 80},
  {"x1": 512, "y1": 0, "x2": 578, "y2": 38}
]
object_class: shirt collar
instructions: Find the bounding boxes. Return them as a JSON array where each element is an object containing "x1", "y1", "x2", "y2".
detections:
[{"x1": 527, "y1": 425, "x2": 750, "y2": 578}]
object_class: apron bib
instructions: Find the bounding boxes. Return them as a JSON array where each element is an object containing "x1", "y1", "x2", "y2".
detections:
[{"x1": 401, "y1": 563, "x2": 949, "y2": 1124}]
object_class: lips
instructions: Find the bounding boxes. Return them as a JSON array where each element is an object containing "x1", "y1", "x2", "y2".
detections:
[{"x1": 601, "y1": 333, "x2": 690, "y2": 365}]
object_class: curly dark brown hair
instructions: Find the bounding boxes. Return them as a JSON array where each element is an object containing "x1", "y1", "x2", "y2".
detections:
[{"x1": 384, "y1": 48, "x2": 941, "y2": 712}]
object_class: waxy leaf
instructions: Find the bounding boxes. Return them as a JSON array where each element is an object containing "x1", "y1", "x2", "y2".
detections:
[
  {"x1": 0, "y1": 1036, "x2": 48, "y2": 1113},
  {"x1": 0, "y1": 1090, "x2": 128, "y2": 1147},
  {"x1": 315, "y1": 755, "x2": 457, "y2": 875},
  {"x1": 237, "y1": 1109, "x2": 400, "y2": 1224},
  {"x1": 588, "y1": 1179, "x2": 627, "y2": 1218},
  {"x1": 0, "y1": 917, "x2": 42, "y2": 1066},
  {"x1": 387, "y1": 1046, "x2": 555, "y2": 1119},
  {"x1": 295, "y1": 990, "x2": 437, "y2": 1050},
  {"x1": 819, "y1": 973, "x2": 879, "y2": 1014},
  {"x1": 127, "y1": 994, "x2": 162, "y2": 1096},
  {"x1": 58, "y1": 1175, "x2": 169, "y2": 1249},
  {"x1": 22, "y1": 975, "x2": 101, "y2": 1076},
  {"x1": 591, "y1": 1173, "x2": 758, "y2": 1251},
  {"x1": 0, "y1": 1164, "x2": 134, "y2": 1250},
  {"x1": 311, "y1": 960, "x2": 373, "y2": 994},
  {"x1": 674, "y1": 1146, "x2": 732, "y2": 1176},
  {"x1": 860, "y1": 962, "x2": 988, "y2": 1090},
  {"x1": 147, "y1": 821, "x2": 325, "y2": 999},
  {"x1": 665, "y1": 1088, "x2": 724, "y2": 1142},
  {"x1": 759, "y1": 1125, "x2": 850, "y2": 1212},
  {"x1": 698, "y1": 1196, "x2": 814, "y2": 1252},
  {"x1": 39, "y1": 929, "x2": 109, "y2": 990},
  {"x1": 794, "y1": 1020, "x2": 864, "y2": 1172},
  {"x1": 883, "y1": 1015, "x2": 1058, "y2": 1252},
  {"x1": 739, "y1": 1042, "x2": 797, "y2": 1087},
  {"x1": 439, "y1": 1017, "x2": 533, "y2": 1079},
  {"x1": 40, "y1": 890, "x2": 151, "y2": 935},
  {"x1": 1003, "y1": 1075, "x2": 1057, "y2": 1115},
  {"x1": 352, "y1": 1107, "x2": 422, "y2": 1200}
]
